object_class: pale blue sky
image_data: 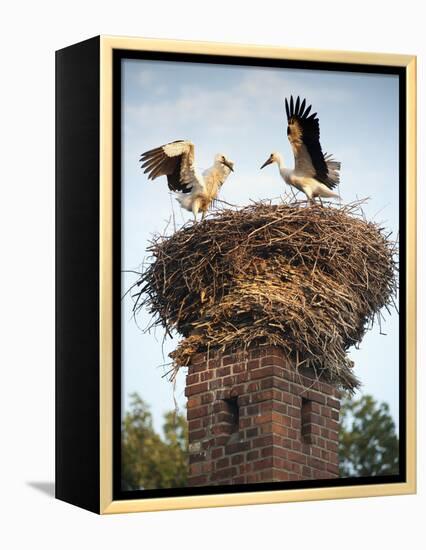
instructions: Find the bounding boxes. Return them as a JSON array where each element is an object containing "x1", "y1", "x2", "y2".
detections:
[{"x1": 121, "y1": 58, "x2": 400, "y2": 435}]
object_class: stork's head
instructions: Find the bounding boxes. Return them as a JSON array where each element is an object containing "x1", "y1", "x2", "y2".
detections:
[
  {"x1": 215, "y1": 153, "x2": 234, "y2": 172},
  {"x1": 260, "y1": 152, "x2": 282, "y2": 169}
]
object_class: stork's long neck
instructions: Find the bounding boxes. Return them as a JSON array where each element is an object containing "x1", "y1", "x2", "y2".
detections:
[
  {"x1": 275, "y1": 154, "x2": 291, "y2": 181},
  {"x1": 204, "y1": 162, "x2": 230, "y2": 196}
]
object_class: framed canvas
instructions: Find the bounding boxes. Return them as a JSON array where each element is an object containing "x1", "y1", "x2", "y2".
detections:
[{"x1": 55, "y1": 35, "x2": 416, "y2": 514}]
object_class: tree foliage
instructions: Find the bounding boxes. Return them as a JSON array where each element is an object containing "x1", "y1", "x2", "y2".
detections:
[
  {"x1": 122, "y1": 393, "x2": 188, "y2": 491},
  {"x1": 339, "y1": 394, "x2": 399, "y2": 477}
]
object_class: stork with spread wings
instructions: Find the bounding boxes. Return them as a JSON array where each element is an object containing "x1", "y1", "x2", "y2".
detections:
[
  {"x1": 140, "y1": 140, "x2": 234, "y2": 221},
  {"x1": 261, "y1": 96, "x2": 341, "y2": 204}
]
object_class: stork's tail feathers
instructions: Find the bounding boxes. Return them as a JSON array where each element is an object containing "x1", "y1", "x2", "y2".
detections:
[
  {"x1": 324, "y1": 152, "x2": 341, "y2": 189},
  {"x1": 318, "y1": 185, "x2": 340, "y2": 199},
  {"x1": 174, "y1": 193, "x2": 193, "y2": 212}
]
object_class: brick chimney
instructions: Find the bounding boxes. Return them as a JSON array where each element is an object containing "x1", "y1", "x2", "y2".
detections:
[{"x1": 185, "y1": 345, "x2": 340, "y2": 486}]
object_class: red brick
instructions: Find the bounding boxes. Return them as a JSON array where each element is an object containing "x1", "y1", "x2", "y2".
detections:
[
  {"x1": 272, "y1": 469, "x2": 290, "y2": 481},
  {"x1": 291, "y1": 417, "x2": 301, "y2": 430},
  {"x1": 320, "y1": 428, "x2": 331, "y2": 439},
  {"x1": 200, "y1": 370, "x2": 214, "y2": 382},
  {"x1": 307, "y1": 391, "x2": 327, "y2": 405},
  {"x1": 222, "y1": 355, "x2": 238, "y2": 366},
  {"x1": 239, "y1": 463, "x2": 253, "y2": 474},
  {"x1": 185, "y1": 382, "x2": 208, "y2": 396},
  {"x1": 253, "y1": 457, "x2": 273, "y2": 471},
  {"x1": 252, "y1": 435, "x2": 273, "y2": 448},
  {"x1": 302, "y1": 466, "x2": 313, "y2": 478},
  {"x1": 260, "y1": 356, "x2": 285, "y2": 367},
  {"x1": 326, "y1": 440, "x2": 339, "y2": 453},
  {"x1": 212, "y1": 400, "x2": 229, "y2": 413},
  {"x1": 327, "y1": 396, "x2": 341, "y2": 410},
  {"x1": 186, "y1": 373, "x2": 200, "y2": 385},
  {"x1": 246, "y1": 427, "x2": 259, "y2": 438},
  {"x1": 187, "y1": 396, "x2": 201, "y2": 408},
  {"x1": 232, "y1": 363, "x2": 246, "y2": 374},
  {"x1": 261, "y1": 446, "x2": 274, "y2": 457},
  {"x1": 272, "y1": 378, "x2": 290, "y2": 392},
  {"x1": 189, "y1": 452, "x2": 206, "y2": 464},
  {"x1": 251, "y1": 390, "x2": 274, "y2": 403},
  {"x1": 287, "y1": 451, "x2": 307, "y2": 465},
  {"x1": 260, "y1": 401, "x2": 273, "y2": 413},
  {"x1": 222, "y1": 375, "x2": 237, "y2": 386},
  {"x1": 208, "y1": 379, "x2": 222, "y2": 390},
  {"x1": 280, "y1": 392, "x2": 295, "y2": 405},
  {"x1": 325, "y1": 418, "x2": 340, "y2": 432},
  {"x1": 254, "y1": 413, "x2": 272, "y2": 425},
  {"x1": 211, "y1": 467, "x2": 237, "y2": 481},
  {"x1": 202, "y1": 462, "x2": 213, "y2": 474},
  {"x1": 200, "y1": 392, "x2": 214, "y2": 404},
  {"x1": 250, "y1": 366, "x2": 275, "y2": 380},
  {"x1": 272, "y1": 402, "x2": 288, "y2": 414},
  {"x1": 235, "y1": 373, "x2": 249, "y2": 384},
  {"x1": 260, "y1": 378, "x2": 274, "y2": 390},
  {"x1": 247, "y1": 450, "x2": 260, "y2": 461},
  {"x1": 188, "y1": 418, "x2": 202, "y2": 430},
  {"x1": 189, "y1": 428, "x2": 207, "y2": 442},
  {"x1": 247, "y1": 359, "x2": 260, "y2": 370},
  {"x1": 326, "y1": 462, "x2": 339, "y2": 475},
  {"x1": 189, "y1": 475, "x2": 208, "y2": 485},
  {"x1": 259, "y1": 423, "x2": 274, "y2": 435},
  {"x1": 214, "y1": 435, "x2": 230, "y2": 446},
  {"x1": 211, "y1": 448, "x2": 224, "y2": 459},
  {"x1": 247, "y1": 404, "x2": 260, "y2": 415},
  {"x1": 248, "y1": 349, "x2": 262, "y2": 359},
  {"x1": 187, "y1": 405, "x2": 209, "y2": 420},
  {"x1": 216, "y1": 457, "x2": 230, "y2": 469},
  {"x1": 239, "y1": 417, "x2": 251, "y2": 428},
  {"x1": 225, "y1": 441, "x2": 250, "y2": 455},
  {"x1": 231, "y1": 454, "x2": 244, "y2": 465},
  {"x1": 188, "y1": 362, "x2": 207, "y2": 374},
  {"x1": 321, "y1": 449, "x2": 331, "y2": 461},
  {"x1": 246, "y1": 474, "x2": 259, "y2": 483},
  {"x1": 216, "y1": 411, "x2": 235, "y2": 423},
  {"x1": 217, "y1": 366, "x2": 231, "y2": 377}
]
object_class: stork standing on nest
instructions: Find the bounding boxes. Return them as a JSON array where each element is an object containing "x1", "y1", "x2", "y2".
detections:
[
  {"x1": 140, "y1": 140, "x2": 234, "y2": 221},
  {"x1": 260, "y1": 96, "x2": 341, "y2": 204}
]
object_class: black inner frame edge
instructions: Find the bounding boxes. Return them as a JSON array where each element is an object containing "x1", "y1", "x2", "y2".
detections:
[{"x1": 112, "y1": 48, "x2": 407, "y2": 501}]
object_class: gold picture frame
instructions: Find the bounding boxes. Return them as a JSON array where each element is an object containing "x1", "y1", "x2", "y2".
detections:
[{"x1": 56, "y1": 35, "x2": 416, "y2": 514}]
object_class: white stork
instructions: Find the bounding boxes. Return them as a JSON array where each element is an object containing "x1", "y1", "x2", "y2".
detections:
[
  {"x1": 260, "y1": 96, "x2": 341, "y2": 204},
  {"x1": 140, "y1": 140, "x2": 234, "y2": 221}
]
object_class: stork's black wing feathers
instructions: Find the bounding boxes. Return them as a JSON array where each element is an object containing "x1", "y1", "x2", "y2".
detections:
[
  {"x1": 139, "y1": 140, "x2": 192, "y2": 193},
  {"x1": 285, "y1": 95, "x2": 337, "y2": 189}
]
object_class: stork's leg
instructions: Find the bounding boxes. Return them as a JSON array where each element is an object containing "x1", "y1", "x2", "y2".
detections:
[
  {"x1": 318, "y1": 197, "x2": 324, "y2": 207},
  {"x1": 304, "y1": 189, "x2": 314, "y2": 207},
  {"x1": 192, "y1": 199, "x2": 200, "y2": 222}
]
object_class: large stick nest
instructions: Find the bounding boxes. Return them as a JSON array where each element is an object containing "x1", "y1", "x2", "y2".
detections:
[{"x1": 132, "y1": 201, "x2": 398, "y2": 391}]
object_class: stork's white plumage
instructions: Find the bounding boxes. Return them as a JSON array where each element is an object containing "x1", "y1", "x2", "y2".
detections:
[
  {"x1": 261, "y1": 96, "x2": 341, "y2": 204},
  {"x1": 140, "y1": 140, "x2": 234, "y2": 221}
]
